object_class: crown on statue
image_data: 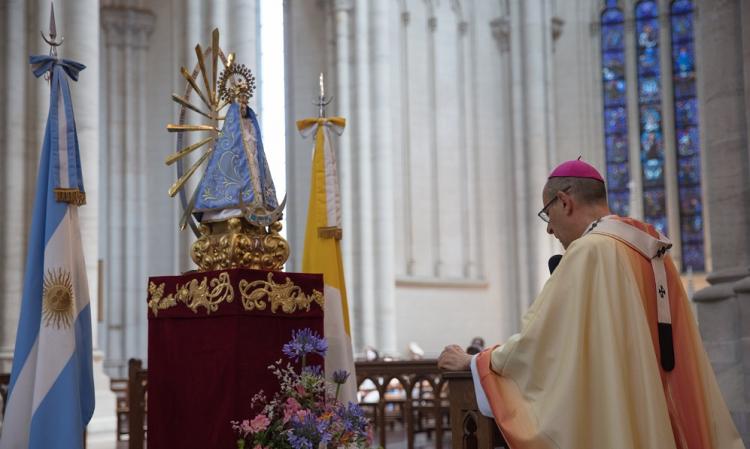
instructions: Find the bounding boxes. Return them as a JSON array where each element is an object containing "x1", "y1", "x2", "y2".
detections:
[{"x1": 218, "y1": 61, "x2": 256, "y2": 105}]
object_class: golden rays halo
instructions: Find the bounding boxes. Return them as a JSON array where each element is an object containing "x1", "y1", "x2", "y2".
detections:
[
  {"x1": 42, "y1": 267, "x2": 75, "y2": 329},
  {"x1": 166, "y1": 28, "x2": 235, "y2": 236}
]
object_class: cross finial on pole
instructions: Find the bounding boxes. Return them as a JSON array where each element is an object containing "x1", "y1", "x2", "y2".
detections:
[{"x1": 315, "y1": 72, "x2": 333, "y2": 118}]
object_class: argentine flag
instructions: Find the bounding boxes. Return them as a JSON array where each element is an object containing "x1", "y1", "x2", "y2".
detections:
[{"x1": 0, "y1": 56, "x2": 94, "y2": 448}]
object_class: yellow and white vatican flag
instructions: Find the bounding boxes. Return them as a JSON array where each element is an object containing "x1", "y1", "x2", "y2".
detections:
[{"x1": 297, "y1": 116, "x2": 357, "y2": 403}]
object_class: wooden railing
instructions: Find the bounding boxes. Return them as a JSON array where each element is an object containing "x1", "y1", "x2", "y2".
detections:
[
  {"x1": 115, "y1": 360, "x2": 505, "y2": 449},
  {"x1": 110, "y1": 377, "x2": 129, "y2": 441},
  {"x1": 355, "y1": 359, "x2": 448, "y2": 449}
]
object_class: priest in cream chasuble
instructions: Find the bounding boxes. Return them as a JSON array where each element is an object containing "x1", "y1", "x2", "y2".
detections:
[{"x1": 439, "y1": 159, "x2": 744, "y2": 449}]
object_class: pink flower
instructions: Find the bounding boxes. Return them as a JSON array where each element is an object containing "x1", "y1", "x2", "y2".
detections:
[
  {"x1": 249, "y1": 414, "x2": 270, "y2": 433},
  {"x1": 253, "y1": 445, "x2": 267, "y2": 449},
  {"x1": 238, "y1": 419, "x2": 252, "y2": 437},
  {"x1": 285, "y1": 397, "x2": 301, "y2": 412},
  {"x1": 295, "y1": 384, "x2": 306, "y2": 396},
  {"x1": 283, "y1": 397, "x2": 302, "y2": 423}
]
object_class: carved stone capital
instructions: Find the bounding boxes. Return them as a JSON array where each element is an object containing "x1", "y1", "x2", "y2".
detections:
[
  {"x1": 402, "y1": 11, "x2": 411, "y2": 26},
  {"x1": 428, "y1": 16, "x2": 437, "y2": 32},
  {"x1": 332, "y1": 0, "x2": 353, "y2": 13},
  {"x1": 101, "y1": 6, "x2": 155, "y2": 49},
  {"x1": 490, "y1": 16, "x2": 511, "y2": 50},
  {"x1": 551, "y1": 16, "x2": 565, "y2": 41},
  {"x1": 458, "y1": 20, "x2": 468, "y2": 36}
]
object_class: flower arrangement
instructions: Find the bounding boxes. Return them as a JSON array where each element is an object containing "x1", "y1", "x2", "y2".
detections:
[{"x1": 232, "y1": 328, "x2": 373, "y2": 449}]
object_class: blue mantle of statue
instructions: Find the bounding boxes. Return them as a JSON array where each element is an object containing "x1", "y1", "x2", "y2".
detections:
[{"x1": 193, "y1": 103, "x2": 278, "y2": 217}]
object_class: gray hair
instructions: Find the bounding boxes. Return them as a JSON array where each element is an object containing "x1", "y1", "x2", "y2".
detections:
[{"x1": 543, "y1": 177, "x2": 608, "y2": 206}]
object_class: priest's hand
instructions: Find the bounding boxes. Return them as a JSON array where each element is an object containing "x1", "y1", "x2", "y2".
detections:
[{"x1": 438, "y1": 344, "x2": 472, "y2": 371}]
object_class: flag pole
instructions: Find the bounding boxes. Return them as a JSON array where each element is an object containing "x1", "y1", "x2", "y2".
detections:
[{"x1": 40, "y1": 2, "x2": 63, "y2": 82}]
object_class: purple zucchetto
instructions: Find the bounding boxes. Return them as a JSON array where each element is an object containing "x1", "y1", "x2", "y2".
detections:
[{"x1": 548, "y1": 157, "x2": 605, "y2": 182}]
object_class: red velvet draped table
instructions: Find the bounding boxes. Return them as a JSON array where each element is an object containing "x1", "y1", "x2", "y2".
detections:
[{"x1": 146, "y1": 268, "x2": 324, "y2": 449}]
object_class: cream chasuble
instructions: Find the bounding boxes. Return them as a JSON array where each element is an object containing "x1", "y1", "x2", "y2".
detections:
[{"x1": 473, "y1": 216, "x2": 744, "y2": 449}]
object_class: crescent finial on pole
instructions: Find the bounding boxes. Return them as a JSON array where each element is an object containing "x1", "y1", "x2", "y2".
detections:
[{"x1": 40, "y1": 2, "x2": 64, "y2": 58}]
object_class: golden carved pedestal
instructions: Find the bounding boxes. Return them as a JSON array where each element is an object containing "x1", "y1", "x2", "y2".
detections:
[{"x1": 190, "y1": 217, "x2": 289, "y2": 271}]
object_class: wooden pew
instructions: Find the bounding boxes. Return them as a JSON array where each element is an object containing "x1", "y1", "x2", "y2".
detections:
[
  {"x1": 109, "y1": 377, "x2": 129, "y2": 441},
  {"x1": 444, "y1": 371, "x2": 506, "y2": 449},
  {"x1": 127, "y1": 358, "x2": 148, "y2": 449}
]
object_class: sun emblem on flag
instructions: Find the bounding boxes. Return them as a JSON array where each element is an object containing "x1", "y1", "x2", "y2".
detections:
[{"x1": 42, "y1": 268, "x2": 75, "y2": 329}]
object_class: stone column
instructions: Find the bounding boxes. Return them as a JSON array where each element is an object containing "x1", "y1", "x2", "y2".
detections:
[
  {"x1": 696, "y1": 1, "x2": 750, "y2": 271},
  {"x1": 100, "y1": 4, "x2": 155, "y2": 378},
  {"x1": 370, "y1": 0, "x2": 397, "y2": 355},
  {"x1": 208, "y1": 0, "x2": 228, "y2": 40},
  {"x1": 453, "y1": 4, "x2": 479, "y2": 279},
  {"x1": 352, "y1": 0, "x2": 377, "y2": 350},
  {"x1": 0, "y1": 0, "x2": 31, "y2": 373},
  {"x1": 693, "y1": 0, "x2": 750, "y2": 441},
  {"x1": 173, "y1": 0, "x2": 205, "y2": 273},
  {"x1": 332, "y1": 0, "x2": 357, "y2": 343},
  {"x1": 424, "y1": 1, "x2": 442, "y2": 277},
  {"x1": 60, "y1": 0, "x2": 118, "y2": 440},
  {"x1": 226, "y1": 0, "x2": 259, "y2": 82},
  {"x1": 283, "y1": 0, "x2": 327, "y2": 273},
  {"x1": 519, "y1": 0, "x2": 555, "y2": 307},
  {"x1": 503, "y1": 0, "x2": 556, "y2": 313},
  {"x1": 490, "y1": 4, "x2": 525, "y2": 336}
]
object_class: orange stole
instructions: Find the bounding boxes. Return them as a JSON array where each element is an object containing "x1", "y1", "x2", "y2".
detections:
[{"x1": 609, "y1": 217, "x2": 712, "y2": 449}]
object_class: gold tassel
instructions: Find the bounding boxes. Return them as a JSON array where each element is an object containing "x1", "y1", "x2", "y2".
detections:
[
  {"x1": 54, "y1": 188, "x2": 86, "y2": 206},
  {"x1": 317, "y1": 226, "x2": 342, "y2": 240}
]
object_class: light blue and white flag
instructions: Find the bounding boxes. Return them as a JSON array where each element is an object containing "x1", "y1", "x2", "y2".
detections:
[{"x1": 0, "y1": 56, "x2": 94, "y2": 448}]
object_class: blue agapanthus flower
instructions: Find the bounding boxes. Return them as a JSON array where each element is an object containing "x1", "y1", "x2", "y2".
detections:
[
  {"x1": 331, "y1": 369, "x2": 350, "y2": 385},
  {"x1": 286, "y1": 432, "x2": 313, "y2": 449},
  {"x1": 288, "y1": 411, "x2": 332, "y2": 449},
  {"x1": 301, "y1": 364, "x2": 323, "y2": 377},
  {"x1": 336, "y1": 401, "x2": 369, "y2": 433},
  {"x1": 283, "y1": 328, "x2": 328, "y2": 361}
]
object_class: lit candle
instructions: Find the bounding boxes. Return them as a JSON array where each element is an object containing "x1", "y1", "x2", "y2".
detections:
[{"x1": 319, "y1": 72, "x2": 325, "y2": 98}]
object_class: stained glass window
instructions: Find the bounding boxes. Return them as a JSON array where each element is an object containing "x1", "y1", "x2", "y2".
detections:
[
  {"x1": 600, "y1": 0, "x2": 705, "y2": 272},
  {"x1": 671, "y1": 0, "x2": 704, "y2": 271},
  {"x1": 601, "y1": 0, "x2": 629, "y2": 216},
  {"x1": 635, "y1": 0, "x2": 668, "y2": 236}
]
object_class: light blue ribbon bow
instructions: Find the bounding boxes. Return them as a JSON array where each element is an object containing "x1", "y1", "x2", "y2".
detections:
[{"x1": 29, "y1": 54, "x2": 86, "y2": 81}]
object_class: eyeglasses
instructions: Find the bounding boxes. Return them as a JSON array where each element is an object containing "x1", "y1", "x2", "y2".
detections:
[{"x1": 537, "y1": 186, "x2": 571, "y2": 223}]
